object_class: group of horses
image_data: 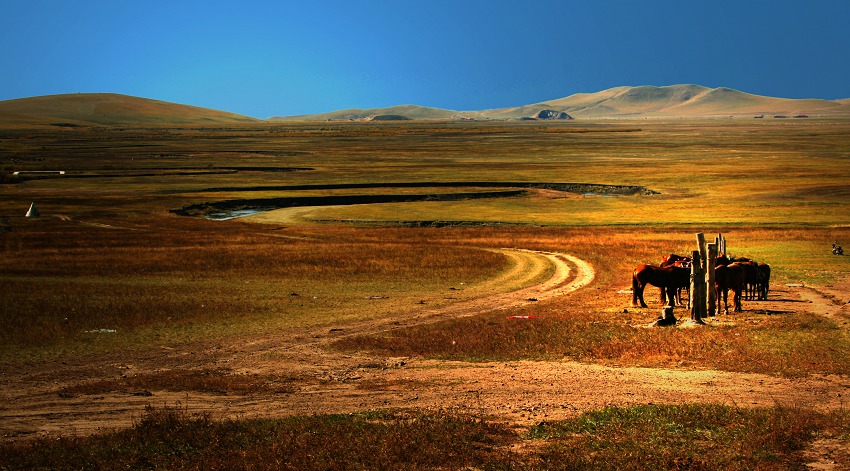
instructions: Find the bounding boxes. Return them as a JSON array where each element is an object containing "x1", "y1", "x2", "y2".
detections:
[{"x1": 631, "y1": 253, "x2": 770, "y2": 315}]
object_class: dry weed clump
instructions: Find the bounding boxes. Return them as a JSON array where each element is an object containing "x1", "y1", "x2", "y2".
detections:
[
  {"x1": 2, "y1": 404, "x2": 845, "y2": 470},
  {"x1": 528, "y1": 404, "x2": 840, "y2": 470},
  {"x1": 0, "y1": 406, "x2": 520, "y2": 470}
]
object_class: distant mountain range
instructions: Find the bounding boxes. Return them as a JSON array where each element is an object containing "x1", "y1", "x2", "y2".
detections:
[
  {"x1": 273, "y1": 85, "x2": 850, "y2": 121},
  {"x1": 1, "y1": 85, "x2": 849, "y2": 126}
]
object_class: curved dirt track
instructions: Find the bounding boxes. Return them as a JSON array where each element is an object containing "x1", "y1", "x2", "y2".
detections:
[
  {"x1": 0, "y1": 248, "x2": 588, "y2": 439},
  {"x1": 2, "y1": 248, "x2": 849, "y2": 457}
]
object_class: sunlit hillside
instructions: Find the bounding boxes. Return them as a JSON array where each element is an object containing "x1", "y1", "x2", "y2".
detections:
[
  {"x1": 0, "y1": 93, "x2": 258, "y2": 126},
  {"x1": 276, "y1": 85, "x2": 850, "y2": 120}
]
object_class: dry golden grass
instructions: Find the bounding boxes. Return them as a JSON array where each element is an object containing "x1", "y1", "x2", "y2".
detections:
[
  {"x1": 2, "y1": 120, "x2": 849, "y2": 370},
  {"x1": 333, "y1": 226, "x2": 850, "y2": 377},
  {"x1": 2, "y1": 120, "x2": 850, "y2": 467},
  {"x1": 3, "y1": 404, "x2": 846, "y2": 470},
  {"x1": 0, "y1": 216, "x2": 507, "y2": 357}
]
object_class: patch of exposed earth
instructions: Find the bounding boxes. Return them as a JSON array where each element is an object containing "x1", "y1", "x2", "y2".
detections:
[{"x1": 1, "y1": 249, "x2": 848, "y2": 467}]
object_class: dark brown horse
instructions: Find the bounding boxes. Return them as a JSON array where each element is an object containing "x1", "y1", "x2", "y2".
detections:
[
  {"x1": 715, "y1": 262, "x2": 746, "y2": 314},
  {"x1": 659, "y1": 255, "x2": 692, "y2": 304},
  {"x1": 757, "y1": 262, "x2": 771, "y2": 300},
  {"x1": 632, "y1": 264, "x2": 690, "y2": 308},
  {"x1": 660, "y1": 253, "x2": 692, "y2": 267},
  {"x1": 735, "y1": 260, "x2": 761, "y2": 301}
]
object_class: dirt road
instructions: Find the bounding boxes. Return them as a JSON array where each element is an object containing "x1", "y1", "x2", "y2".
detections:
[{"x1": 2, "y1": 248, "x2": 849, "y2": 454}]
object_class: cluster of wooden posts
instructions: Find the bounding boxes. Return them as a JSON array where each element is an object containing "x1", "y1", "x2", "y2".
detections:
[{"x1": 688, "y1": 232, "x2": 727, "y2": 324}]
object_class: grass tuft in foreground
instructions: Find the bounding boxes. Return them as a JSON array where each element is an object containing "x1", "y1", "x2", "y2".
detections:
[
  {"x1": 528, "y1": 403, "x2": 847, "y2": 471},
  {"x1": 0, "y1": 406, "x2": 518, "y2": 470},
  {"x1": 2, "y1": 404, "x2": 847, "y2": 470}
]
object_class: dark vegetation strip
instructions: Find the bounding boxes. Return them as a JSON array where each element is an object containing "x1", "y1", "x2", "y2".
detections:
[
  {"x1": 171, "y1": 190, "x2": 528, "y2": 217},
  {"x1": 58, "y1": 369, "x2": 299, "y2": 397},
  {"x1": 1, "y1": 407, "x2": 516, "y2": 470},
  {"x1": 8, "y1": 166, "x2": 314, "y2": 181},
  {"x1": 2, "y1": 404, "x2": 843, "y2": 470},
  {"x1": 312, "y1": 219, "x2": 534, "y2": 228},
  {"x1": 180, "y1": 181, "x2": 657, "y2": 195}
]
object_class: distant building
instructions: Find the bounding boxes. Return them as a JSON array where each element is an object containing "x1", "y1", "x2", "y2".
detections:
[
  {"x1": 12, "y1": 170, "x2": 65, "y2": 175},
  {"x1": 25, "y1": 202, "x2": 40, "y2": 217}
]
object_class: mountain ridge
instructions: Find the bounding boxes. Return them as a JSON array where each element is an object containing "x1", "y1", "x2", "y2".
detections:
[
  {"x1": 271, "y1": 84, "x2": 850, "y2": 121},
  {"x1": 2, "y1": 85, "x2": 850, "y2": 126}
]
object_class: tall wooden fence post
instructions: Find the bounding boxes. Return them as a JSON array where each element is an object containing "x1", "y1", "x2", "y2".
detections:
[
  {"x1": 690, "y1": 249, "x2": 706, "y2": 324},
  {"x1": 707, "y1": 243, "x2": 717, "y2": 316}
]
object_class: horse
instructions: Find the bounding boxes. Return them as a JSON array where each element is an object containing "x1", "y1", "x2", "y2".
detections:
[
  {"x1": 632, "y1": 264, "x2": 691, "y2": 308},
  {"x1": 757, "y1": 262, "x2": 771, "y2": 300},
  {"x1": 736, "y1": 260, "x2": 761, "y2": 301},
  {"x1": 716, "y1": 254, "x2": 733, "y2": 267},
  {"x1": 658, "y1": 254, "x2": 692, "y2": 305},
  {"x1": 715, "y1": 262, "x2": 746, "y2": 314},
  {"x1": 660, "y1": 253, "x2": 692, "y2": 267}
]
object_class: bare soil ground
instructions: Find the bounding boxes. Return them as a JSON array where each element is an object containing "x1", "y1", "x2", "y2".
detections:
[{"x1": 2, "y1": 249, "x2": 848, "y2": 465}]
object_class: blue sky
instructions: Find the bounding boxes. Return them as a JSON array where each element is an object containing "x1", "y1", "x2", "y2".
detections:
[{"x1": 2, "y1": 1, "x2": 849, "y2": 118}]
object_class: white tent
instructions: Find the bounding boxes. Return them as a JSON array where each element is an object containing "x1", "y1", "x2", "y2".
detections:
[{"x1": 25, "y1": 202, "x2": 40, "y2": 217}]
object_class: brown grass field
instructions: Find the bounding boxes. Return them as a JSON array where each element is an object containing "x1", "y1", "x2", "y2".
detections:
[{"x1": 2, "y1": 119, "x2": 850, "y2": 469}]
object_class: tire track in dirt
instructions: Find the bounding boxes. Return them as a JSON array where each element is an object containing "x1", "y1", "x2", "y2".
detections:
[
  {"x1": 3, "y1": 251, "x2": 850, "y2": 450},
  {"x1": 317, "y1": 248, "x2": 594, "y2": 339},
  {"x1": 0, "y1": 248, "x2": 589, "y2": 440}
]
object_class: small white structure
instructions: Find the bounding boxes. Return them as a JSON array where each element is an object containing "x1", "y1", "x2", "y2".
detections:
[
  {"x1": 12, "y1": 171, "x2": 65, "y2": 175},
  {"x1": 25, "y1": 202, "x2": 40, "y2": 217}
]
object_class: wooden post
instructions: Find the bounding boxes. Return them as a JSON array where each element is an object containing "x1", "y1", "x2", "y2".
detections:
[
  {"x1": 696, "y1": 233, "x2": 707, "y2": 267},
  {"x1": 696, "y1": 234, "x2": 708, "y2": 321},
  {"x1": 707, "y1": 243, "x2": 717, "y2": 316},
  {"x1": 690, "y1": 249, "x2": 706, "y2": 324}
]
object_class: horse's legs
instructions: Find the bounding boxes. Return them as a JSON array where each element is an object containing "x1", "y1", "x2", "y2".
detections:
[
  {"x1": 730, "y1": 288, "x2": 739, "y2": 312},
  {"x1": 636, "y1": 284, "x2": 648, "y2": 308},
  {"x1": 632, "y1": 275, "x2": 648, "y2": 308},
  {"x1": 664, "y1": 287, "x2": 676, "y2": 307},
  {"x1": 717, "y1": 286, "x2": 728, "y2": 315},
  {"x1": 637, "y1": 284, "x2": 648, "y2": 308}
]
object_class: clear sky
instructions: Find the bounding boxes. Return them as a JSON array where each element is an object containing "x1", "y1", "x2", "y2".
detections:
[{"x1": 2, "y1": 1, "x2": 849, "y2": 118}]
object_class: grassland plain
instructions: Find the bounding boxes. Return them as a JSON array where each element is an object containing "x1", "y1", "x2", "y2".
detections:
[{"x1": 2, "y1": 119, "x2": 850, "y2": 469}]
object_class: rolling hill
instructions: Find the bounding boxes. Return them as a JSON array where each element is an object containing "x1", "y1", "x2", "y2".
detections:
[
  {"x1": 273, "y1": 84, "x2": 850, "y2": 121},
  {"x1": 3, "y1": 86, "x2": 850, "y2": 126},
  {"x1": 0, "y1": 93, "x2": 258, "y2": 126},
  {"x1": 275, "y1": 104, "x2": 459, "y2": 122}
]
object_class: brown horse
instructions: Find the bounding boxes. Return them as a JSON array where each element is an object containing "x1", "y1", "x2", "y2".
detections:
[
  {"x1": 715, "y1": 262, "x2": 746, "y2": 314},
  {"x1": 660, "y1": 253, "x2": 692, "y2": 267},
  {"x1": 757, "y1": 262, "x2": 771, "y2": 300},
  {"x1": 632, "y1": 264, "x2": 690, "y2": 308},
  {"x1": 659, "y1": 255, "x2": 692, "y2": 304}
]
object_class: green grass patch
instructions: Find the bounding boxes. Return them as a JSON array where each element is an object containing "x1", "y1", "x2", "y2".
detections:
[{"x1": 527, "y1": 404, "x2": 845, "y2": 470}]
